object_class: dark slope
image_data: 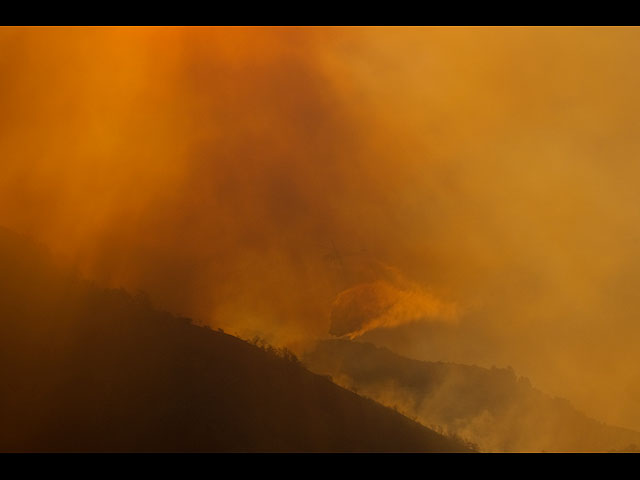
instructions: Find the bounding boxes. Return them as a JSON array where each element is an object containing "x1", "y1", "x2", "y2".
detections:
[
  {"x1": 0, "y1": 227, "x2": 470, "y2": 452},
  {"x1": 304, "y1": 339, "x2": 640, "y2": 452}
]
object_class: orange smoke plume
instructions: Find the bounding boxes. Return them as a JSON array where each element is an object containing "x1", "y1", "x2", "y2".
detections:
[{"x1": 330, "y1": 275, "x2": 458, "y2": 338}]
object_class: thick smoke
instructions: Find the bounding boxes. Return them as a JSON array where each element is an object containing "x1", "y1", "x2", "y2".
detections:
[{"x1": 3, "y1": 27, "x2": 640, "y2": 432}]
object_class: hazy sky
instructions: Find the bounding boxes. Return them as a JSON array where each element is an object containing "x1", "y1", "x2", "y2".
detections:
[{"x1": 2, "y1": 26, "x2": 640, "y2": 430}]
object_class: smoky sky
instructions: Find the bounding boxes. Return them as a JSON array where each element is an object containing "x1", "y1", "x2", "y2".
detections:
[{"x1": 3, "y1": 26, "x2": 640, "y2": 431}]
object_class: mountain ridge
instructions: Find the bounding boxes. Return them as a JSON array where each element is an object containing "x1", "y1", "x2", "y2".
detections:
[
  {"x1": 303, "y1": 338, "x2": 640, "y2": 452},
  {"x1": 0, "y1": 226, "x2": 471, "y2": 452}
]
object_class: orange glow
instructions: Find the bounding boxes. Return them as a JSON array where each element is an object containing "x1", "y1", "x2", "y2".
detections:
[{"x1": 3, "y1": 26, "x2": 640, "y2": 437}]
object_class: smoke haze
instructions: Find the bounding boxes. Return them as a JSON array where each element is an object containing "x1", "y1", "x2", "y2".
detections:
[{"x1": 3, "y1": 26, "x2": 640, "y2": 432}]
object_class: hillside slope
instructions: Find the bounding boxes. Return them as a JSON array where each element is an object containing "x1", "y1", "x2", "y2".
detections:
[
  {"x1": 303, "y1": 339, "x2": 640, "y2": 452},
  {"x1": 0, "y1": 227, "x2": 471, "y2": 452}
]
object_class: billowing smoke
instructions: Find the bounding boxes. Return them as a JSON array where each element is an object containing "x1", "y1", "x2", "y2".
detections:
[
  {"x1": 330, "y1": 274, "x2": 457, "y2": 338},
  {"x1": 4, "y1": 27, "x2": 640, "y2": 433}
]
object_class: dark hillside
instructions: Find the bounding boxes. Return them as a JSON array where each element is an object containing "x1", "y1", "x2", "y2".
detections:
[{"x1": 0, "y1": 227, "x2": 470, "y2": 452}]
